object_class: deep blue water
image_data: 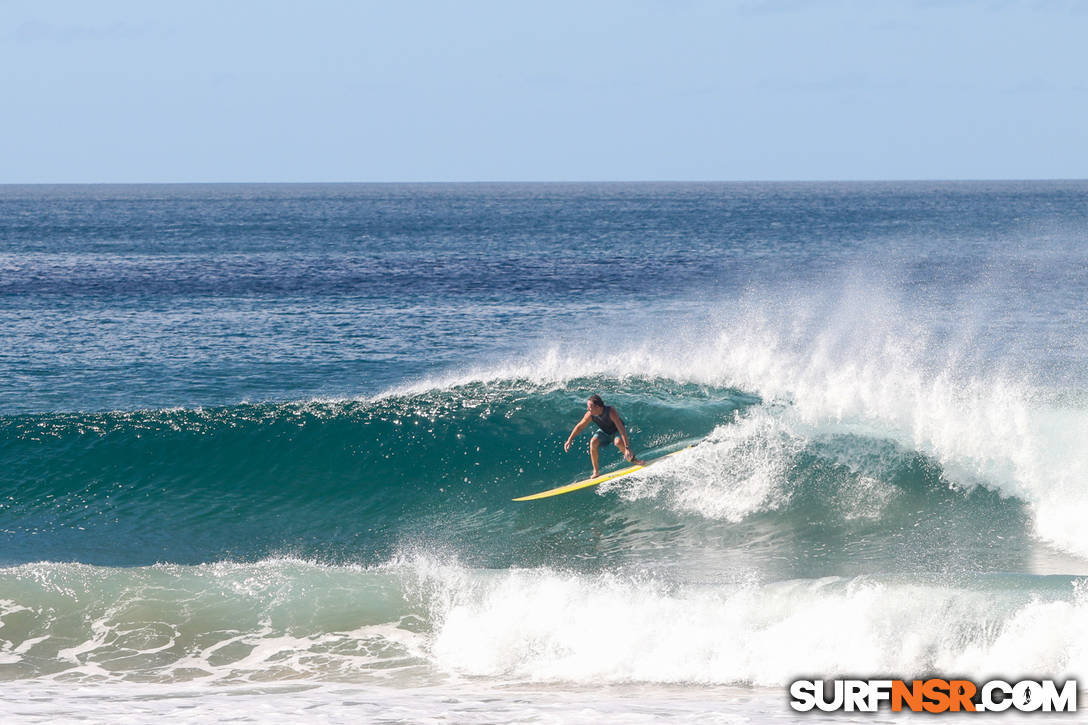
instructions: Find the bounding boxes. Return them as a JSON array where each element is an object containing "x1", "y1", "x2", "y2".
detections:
[{"x1": 3, "y1": 182, "x2": 1084, "y2": 413}]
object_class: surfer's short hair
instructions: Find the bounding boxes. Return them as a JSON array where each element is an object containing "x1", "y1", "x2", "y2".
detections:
[{"x1": 587, "y1": 395, "x2": 604, "y2": 408}]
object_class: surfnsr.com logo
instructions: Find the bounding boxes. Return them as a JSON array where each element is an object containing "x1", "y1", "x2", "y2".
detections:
[{"x1": 790, "y1": 679, "x2": 1077, "y2": 713}]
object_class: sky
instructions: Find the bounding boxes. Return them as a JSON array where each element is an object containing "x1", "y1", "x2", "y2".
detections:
[{"x1": 2, "y1": 0, "x2": 1086, "y2": 183}]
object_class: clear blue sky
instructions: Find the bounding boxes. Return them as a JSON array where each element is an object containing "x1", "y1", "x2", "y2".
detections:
[{"x1": 3, "y1": 0, "x2": 1086, "y2": 182}]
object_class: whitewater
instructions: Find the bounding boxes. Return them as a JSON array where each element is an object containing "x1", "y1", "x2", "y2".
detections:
[{"x1": 1, "y1": 182, "x2": 1086, "y2": 722}]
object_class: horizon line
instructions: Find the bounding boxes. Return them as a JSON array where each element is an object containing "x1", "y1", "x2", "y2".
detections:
[{"x1": 2, "y1": 177, "x2": 1086, "y2": 187}]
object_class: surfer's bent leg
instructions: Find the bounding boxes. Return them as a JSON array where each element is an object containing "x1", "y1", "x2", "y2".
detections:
[{"x1": 589, "y1": 434, "x2": 602, "y2": 477}]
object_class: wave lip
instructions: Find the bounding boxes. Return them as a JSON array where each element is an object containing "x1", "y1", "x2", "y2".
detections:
[{"x1": 0, "y1": 370, "x2": 1078, "y2": 574}]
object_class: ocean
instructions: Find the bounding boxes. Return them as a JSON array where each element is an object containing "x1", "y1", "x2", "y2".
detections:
[{"x1": 1, "y1": 182, "x2": 1086, "y2": 722}]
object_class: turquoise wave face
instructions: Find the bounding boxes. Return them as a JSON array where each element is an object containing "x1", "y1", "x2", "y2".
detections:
[
  {"x1": 1, "y1": 376, "x2": 1042, "y2": 578},
  {"x1": 0, "y1": 378, "x2": 750, "y2": 567}
]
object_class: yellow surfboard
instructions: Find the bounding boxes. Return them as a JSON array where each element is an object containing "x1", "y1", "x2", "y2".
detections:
[{"x1": 513, "y1": 446, "x2": 692, "y2": 501}]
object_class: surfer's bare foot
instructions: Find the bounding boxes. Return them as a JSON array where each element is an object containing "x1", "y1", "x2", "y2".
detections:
[{"x1": 591, "y1": 470, "x2": 599, "y2": 479}]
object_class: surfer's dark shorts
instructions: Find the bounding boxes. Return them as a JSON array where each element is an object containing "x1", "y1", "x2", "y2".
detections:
[{"x1": 591, "y1": 430, "x2": 617, "y2": 448}]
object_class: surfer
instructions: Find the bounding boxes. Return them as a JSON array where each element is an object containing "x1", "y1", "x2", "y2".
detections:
[{"x1": 563, "y1": 395, "x2": 646, "y2": 478}]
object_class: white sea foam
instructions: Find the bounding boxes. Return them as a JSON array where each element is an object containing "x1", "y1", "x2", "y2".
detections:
[
  {"x1": 410, "y1": 557, "x2": 1088, "y2": 687},
  {"x1": 602, "y1": 408, "x2": 803, "y2": 522},
  {"x1": 4, "y1": 556, "x2": 1087, "y2": 717}
]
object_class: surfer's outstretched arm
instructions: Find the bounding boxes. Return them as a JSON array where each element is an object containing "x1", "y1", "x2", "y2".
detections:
[{"x1": 563, "y1": 412, "x2": 592, "y2": 452}]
